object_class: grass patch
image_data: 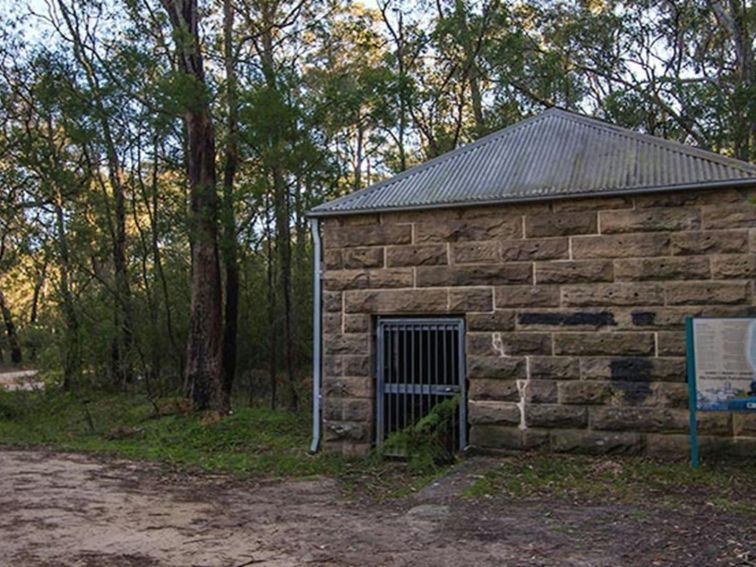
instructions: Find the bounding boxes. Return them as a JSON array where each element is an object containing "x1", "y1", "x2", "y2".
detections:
[
  {"x1": 0, "y1": 388, "x2": 446, "y2": 497},
  {"x1": 462, "y1": 453, "x2": 756, "y2": 514}
]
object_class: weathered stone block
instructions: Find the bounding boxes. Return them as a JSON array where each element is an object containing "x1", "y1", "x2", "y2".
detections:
[
  {"x1": 599, "y1": 207, "x2": 700, "y2": 234},
  {"x1": 562, "y1": 283, "x2": 664, "y2": 306},
  {"x1": 529, "y1": 356, "x2": 580, "y2": 380},
  {"x1": 535, "y1": 260, "x2": 613, "y2": 284},
  {"x1": 580, "y1": 356, "x2": 685, "y2": 382},
  {"x1": 525, "y1": 380, "x2": 558, "y2": 403},
  {"x1": 343, "y1": 247, "x2": 384, "y2": 269},
  {"x1": 525, "y1": 211, "x2": 597, "y2": 237},
  {"x1": 448, "y1": 288, "x2": 493, "y2": 312},
  {"x1": 697, "y1": 412, "x2": 732, "y2": 435},
  {"x1": 462, "y1": 202, "x2": 548, "y2": 218},
  {"x1": 342, "y1": 355, "x2": 371, "y2": 377},
  {"x1": 386, "y1": 244, "x2": 447, "y2": 267},
  {"x1": 324, "y1": 420, "x2": 367, "y2": 442},
  {"x1": 500, "y1": 238, "x2": 569, "y2": 261},
  {"x1": 495, "y1": 285, "x2": 560, "y2": 307},
  {"x1": 607, "y1": 382, "x2": 689, "y2": 408},
  {"x1": 324, "y1": 268, "x2": 413, "y2": 291},
  {"x1": 469, "y1": 425, "x2": 524, "y2": 450},
  {"x1": 649, "y1": 382, "x2": 689, "y2": 408},
  {"x1": 324, "y1": 334, "x2": 369, "y2": 355},
  {"x1": 608, "y1": 381, "x2": 656, "y2": 406},
  {"x1": 656, "y1": 331, "x2": 685, "y2": 356},
  {"x1": 644, "y1": 434, "x2": 689, "y2": 457},
  {"x1": 467, "y1": 356, "x2": 527, "y2": 379},
  {"x1": 614, "y1": 257, "x2": 710, "y2": 281},
  {"x1": 552, "y1": 196, "x2": 633, "y2": 211},
  {"x1": 323, "y1": 376, "x2": 372, "y2": 398},
  {"x1": 469, "y1": 401, "x2": 521, "y2": 425},
  {"x1": 516, "y1": 310, "x2": 617, "y2": 330},
  {"x1": 345, "y1": 289, "x2": 448, "y2": 313},
  {"x1": 324, "y1": 397, "x2": 372, "y2": 422},
  {"x1": 558, "y1": 381, "x2": 611, "y2": 405},
  {"x1": 469, "y1": 379, "x2": 520, "y2": 401},
  {"x1": 591, "y1": 407, "x2": 687, "y2": 432},
  {"x1": 670, "y1": 230, "x2": 749, "y2": 255},
  {"x1": 381, "y1": 208, "x2": 460, "y2": 225},
  {"x1": 571, "y1": 233, "x2": 670, "y2": 258},
  {"x1": 341, "y1": 398, "x2": 372, "y2": 422},
  {"x1": 550, "y1": 430, "x2": 642, "y2": 454},
  {"x1": 525, "y1": 404, "x2": 588, "y2": 428},
  {"x1": 467, "y1": 332, "x2": 553, "y2": 356},
  {"x1": 702, "y1": 205, "x2": 756, "y2": 229},
  {"x1": 338, "y1": 214, "x2": 381, "y2": 226},
  {"x1": 452, "y1": 241, "x2": 499, "y2": 264},
  {"x1": 665, "y1": 281, "x2": 750, "y2": 305},
  {"x1": 324, "y1": 249, "x2": 343, "y2": 270},
  {"x1": 323, "y1": 313, "x2": 342, "y2": 334},
  {"x1": 634, "y1": 189, "x2": 743, "y2": 208},
  {"x1": 324, "y1": 291, "x2": 342, "y2": 312},
  {"x1": 622, "y1": 307, "x2": 697, "y2": 329},
  {"x1": 468, "y1": 310, "x2": 516, "y2": 332},
  {"x1": 344, "y1": 314, "x2": 370, "y2": 333},
  {"x1": 323, "y1": 355, "x2": 343, "y2": 377},
  {"x1": 554, "y1": 332, "x2": 655, "y2": 356},
  {"x1": 417, "y1": 264, "x2": 531, "y2": 287},
  {"x1": 415, "y1": 216, "x2": 522, "y2": 243},
  {"x1": 733, "y1": 413, "x2": 756, "y2": 436},
  {"x1": 325, "y1": 224, "x2": 411, "y2": 248},
  {"x1": 710, "y1": 254, "x2": 755, "y2": 279}
]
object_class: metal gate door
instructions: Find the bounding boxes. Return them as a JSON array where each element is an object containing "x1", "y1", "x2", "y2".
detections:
[{"x1": 376, "y1": 317, "x2": 467, "y2": 451}]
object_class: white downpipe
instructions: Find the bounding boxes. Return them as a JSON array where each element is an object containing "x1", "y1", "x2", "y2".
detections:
[{"x1": 309, "y1": 218, "x2": 323, "y2": 453}]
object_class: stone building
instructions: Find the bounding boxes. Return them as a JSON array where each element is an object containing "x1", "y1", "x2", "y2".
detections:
[{"x1": 307, "y1": 108, "x2": 756, "y2": 458}]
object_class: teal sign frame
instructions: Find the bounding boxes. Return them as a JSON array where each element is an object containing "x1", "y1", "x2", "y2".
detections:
[{"x1": 685, "y1": 316, "x2": 756, "y2": 469}]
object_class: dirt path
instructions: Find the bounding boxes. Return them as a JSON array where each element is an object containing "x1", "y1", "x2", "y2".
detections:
[
  {"x1": 0, "y1": 369, "x2": 43, "y2": 391},
  {"x1": 0, "y1": 450, "x2": 752, "y2": 566}
]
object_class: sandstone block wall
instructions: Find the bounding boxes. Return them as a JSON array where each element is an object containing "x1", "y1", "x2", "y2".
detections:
[{"x1": 319, "y1": 188, "x2": 756, "y2": 457}]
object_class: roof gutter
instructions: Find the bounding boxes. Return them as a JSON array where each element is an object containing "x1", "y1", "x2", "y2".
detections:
[
  {"x1": 306, "y1": 177, "x2": 756, "y2": 218},
  {"x1": 309, "y1": 217, "x2": 323, "y2": 454}
]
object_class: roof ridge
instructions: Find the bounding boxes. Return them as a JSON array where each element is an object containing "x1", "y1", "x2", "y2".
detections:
[{"x1": 553, "y1": 110, "x2": 756, "y2": 174}]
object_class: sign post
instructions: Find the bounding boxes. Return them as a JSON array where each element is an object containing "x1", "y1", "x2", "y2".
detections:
[{"x1": 685, "y1": 317, "x2": 756, "y2": 469}]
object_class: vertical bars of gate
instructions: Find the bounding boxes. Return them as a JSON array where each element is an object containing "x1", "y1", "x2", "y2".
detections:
[{"x1": 374, "y1": 317, "x2": 467, "y2": 451}]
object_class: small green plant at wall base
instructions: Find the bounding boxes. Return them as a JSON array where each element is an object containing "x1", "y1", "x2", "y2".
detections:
[{"x1": 379, "y1": 395, "x2": 460, "y2": 472}]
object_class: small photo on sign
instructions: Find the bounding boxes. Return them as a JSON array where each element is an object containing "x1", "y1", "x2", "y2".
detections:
[{"x1": 692, "y1": 318, "x2": 756, "y2": 412}]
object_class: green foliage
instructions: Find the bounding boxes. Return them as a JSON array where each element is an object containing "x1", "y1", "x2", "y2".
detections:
[
  {"x1": 0, "y1": 387, "x2": 340, "y2": 476},
  {"x1": 462, "y1": 454, "x2": 756, "y2": 515},
  {"x1": 0, "y1": 388, "x2": 449, "y2": 500},
  {"x1": 380, "y1": 395, "x2": 460, "y2": 473}
]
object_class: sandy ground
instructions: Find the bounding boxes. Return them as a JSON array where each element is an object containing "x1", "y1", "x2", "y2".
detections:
[
  {"x1": 0, "y1": 370, "x2": 43, "y2": 391},
  {"x1": 0, "y1": 449, "x2": 753, "y2": 567}
]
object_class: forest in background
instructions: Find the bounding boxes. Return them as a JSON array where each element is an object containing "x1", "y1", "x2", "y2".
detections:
[{"x1": 0, "y1": 0, "x2": 753, "y2": 410}]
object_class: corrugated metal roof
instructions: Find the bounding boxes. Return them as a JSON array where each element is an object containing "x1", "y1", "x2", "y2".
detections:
[{"x1": 309, "y1": 108, "x2": 756, "y2": 216}]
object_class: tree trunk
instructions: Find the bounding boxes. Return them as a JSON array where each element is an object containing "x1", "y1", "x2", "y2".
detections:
[
  {"x1": 161, "y1": 0, "x2": 226, "y2": 412},
  {"x1": 265, "y1": 198, "x2": 278, "y2": 409},
  {"x1": 221, "y1": 0, "x2": 240, "y2": 399},
  {"x1": 0, "y1": 290, "x2": 22, "y2": 365},
  {"x1": 53, "y1": 196, "x2": 79, "y2": 390},
  {"x1": 29, "y1": 259, "x2": 47, "y2": 362}
]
